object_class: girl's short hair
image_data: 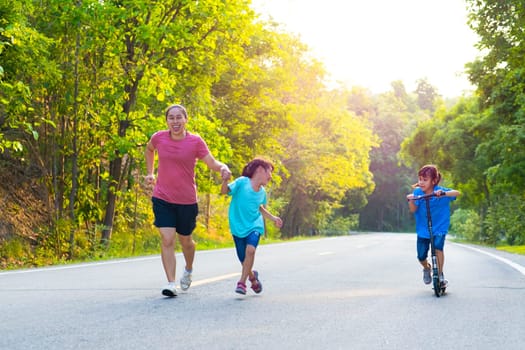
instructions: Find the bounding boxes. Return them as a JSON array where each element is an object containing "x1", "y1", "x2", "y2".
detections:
[
  {"x1": 242, "y1": 158, "x2": 273, "y2": 178},
  {"x1": 165, "y1": 104, "x2": 188, "y2": 119},
  {"x1": 412, "y1": 164, "x2": 442, "y2": 188},
  {"x1": 418, "y1": 164, "x2": 442, "y2": 184}
]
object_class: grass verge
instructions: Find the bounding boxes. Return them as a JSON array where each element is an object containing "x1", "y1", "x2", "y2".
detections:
[{"x1": 497, "y1": 245, "x2": 525, "y2": 255}]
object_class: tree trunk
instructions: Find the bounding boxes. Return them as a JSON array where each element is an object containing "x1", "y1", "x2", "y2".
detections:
[
  {"x1": 100, "y1": 33, "x2": 144, "y2": 244},
  {"x1": 68, "y1": 31, "x2": 81, "y2": 258},
  {"x1": 101, "y1": 156, "x2": 122, "y2": 243},
  {"x1": 100, "y1": 116, "x2": 130, "y2": 244}
]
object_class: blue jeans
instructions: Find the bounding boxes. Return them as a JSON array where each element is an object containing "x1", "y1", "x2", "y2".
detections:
[
  {"x1": 233, "y1": 231, "x2": 261, "y2": 263},
  {"x1": 417, "y1": 235, "x2": 445, "y2": 261}
]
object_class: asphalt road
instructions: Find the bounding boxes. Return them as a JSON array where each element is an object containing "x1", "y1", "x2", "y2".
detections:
[{"x1": 1, "y1": 233, "x2": 524, "y2": 350}]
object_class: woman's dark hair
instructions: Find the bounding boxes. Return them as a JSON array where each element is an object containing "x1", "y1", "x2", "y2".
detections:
[
  {"x1": 165, "y1": 104, "x2": 188, "y2": 119},
  {"x1": 413, "y1": 164, "x2": 442, "y2": 187},
  {"x1": 242, "y1": 158, "x2": 273, "y2": 178}
]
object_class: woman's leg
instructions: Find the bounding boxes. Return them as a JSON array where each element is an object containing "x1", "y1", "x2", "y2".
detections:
[
  {"x1": 178, "y1": 234, "x2": 195, "y2": 272},
  {"x1": 159, "y1": 227, "x2": 177, "y2": 282}
]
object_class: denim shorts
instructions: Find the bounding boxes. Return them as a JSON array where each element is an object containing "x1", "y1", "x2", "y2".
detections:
[
  {"x1": 417, "y1": 235, "x2": 445, "y2": 261},
  {"x1": 233, "y1": 231, "x2": 261, "y2": 263},
  {"x1": 152, "y1": 197, "x2": 198, "y2": 236}
]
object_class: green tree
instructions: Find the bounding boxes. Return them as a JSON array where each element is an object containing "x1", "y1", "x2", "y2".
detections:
[
  {"x1": 450, "y1": 208, "x2": 481, "y2": 241},
  {"x1": 414, "y1": 78, "x2": 439, "y2": 112},
  {"x1": 29, "y1": 0, "x2": 255, "y2": 247},
  {"x1": 466, "y1": 0, "x2": 525, "y2": 194},
  {"x1": 211, "y1": 26, "x2": 378, "y2": 237},
  {"x1": 358, "y1": 82, "x2": 422, "y2": 232},
  {"x1": 0, "y1": 0, "x2": 57, "y2": 155},
  {"x1": 212, "y1": 25, "x2": 294, "y2": 174},
  {"x1": 279, "y1": 91, "x2": 376, "y2": 237},
  {"x1": 464, "y1": 0, "x2": 525, "y2": 243},
  {"x1": 95, "y1": 0, "x2": 255, "y2": 242}
]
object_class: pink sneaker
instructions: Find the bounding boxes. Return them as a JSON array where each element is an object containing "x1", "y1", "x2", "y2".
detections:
[
  {"x1": 235, "y1": 281, "x2": 246, "y2": 295},
  {"x1": 249, "y1": 270, "x2": 263, "y2": 294}
]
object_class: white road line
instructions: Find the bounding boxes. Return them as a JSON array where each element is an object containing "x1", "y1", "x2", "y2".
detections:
[
  {"x1": 189, "y1": 273, "x2": 240, "y2": 287},
  {"x1": 456, "y1": 244, "x2": 525, "y2": 276},
  {"x1": 319, "y1": 252, "x2": 334, "y2": 256}
]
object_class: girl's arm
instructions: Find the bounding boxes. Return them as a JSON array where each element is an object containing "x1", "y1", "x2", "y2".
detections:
[
  {"x1": 406, "y1": 189, "x2": 461, "y2": 213},
  {"x1": 435, "y1": 189, "x2": 461, "y2": 198},
  {"x1": 220, "y1": 178, "x2": 230, "y2": 195},
  {"x1": 259, "y1": 205, "x2": 283, "y2": 228},
  {"x1": 406, "y1": 194, "x2": 417, "y2": 213}
]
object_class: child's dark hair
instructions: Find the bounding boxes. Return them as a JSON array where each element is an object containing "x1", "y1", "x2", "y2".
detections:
[
  {"x1": 242, "y1": 158, "x2": 273, "y2": 178},
  {"x1": 412, "y1": 164, "x2": 442, "y2": 188}
]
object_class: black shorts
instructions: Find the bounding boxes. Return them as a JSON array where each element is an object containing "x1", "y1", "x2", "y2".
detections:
[{"x1": 152, "y1": 197, "x2": 198, "y2": 236}]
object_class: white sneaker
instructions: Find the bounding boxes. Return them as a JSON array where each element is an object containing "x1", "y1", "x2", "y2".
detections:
[
  {"x1": 161, "y1": 282, "x2": 177, "y2": 297},
  {"x1": 439, "y1": 274, "x2": 448, "y2": 289},
  {"x1": 180, "y1": 269, "x2": 192, "y2": 291}
]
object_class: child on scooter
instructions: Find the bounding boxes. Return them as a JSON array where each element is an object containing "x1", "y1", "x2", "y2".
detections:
[{"x1": 406, "y1": 164, "x2": 460, "y2": 288}]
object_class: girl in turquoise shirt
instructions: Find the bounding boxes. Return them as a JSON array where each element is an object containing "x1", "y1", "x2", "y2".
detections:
[{"x1": 221, "y1": 158, "x2": 283, "y2": 295}]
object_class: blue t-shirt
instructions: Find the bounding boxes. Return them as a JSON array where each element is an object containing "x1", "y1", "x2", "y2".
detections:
[
  {"x1": 412, "y1": 185, "x2": 456, "y2": 238},
  {"x1": 227, "y1": 176, "x2": 267, "y2": 238}
]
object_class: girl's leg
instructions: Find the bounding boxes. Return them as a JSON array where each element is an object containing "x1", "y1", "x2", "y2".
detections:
[
  {"x1": 233, "y1": 235, "x2": 247, "y2": 264},
  {"x1": 244, "y1": 231, "x2": 261, "y2": 282},
  {"x1": 417, "y1": 236, "x2": 432, "y2": 284},
  {"x1": 419, "y1": 260, "x2": 431, "y2": 269},
  {"x1": 417, "y1": 236, "x2": 431, "y2": 269},
  {"x1": 234, "y1": 232, "x2": 260, "y2": 285},
  {"x1": 240, "y1": 245, "x2": 256, "y2": 284},
  {"x1": 233, "y1": 235, "x2": 247, "y2": 284},
  {"x1": 434, "y1": 235, "x2": 446, "y2": 278},
  {"x1": 436, "y1": 249, "x2": 444, "y2": 276},
  {"x1": 232, "y1": 236, "x2": 248, "y2": 294}
]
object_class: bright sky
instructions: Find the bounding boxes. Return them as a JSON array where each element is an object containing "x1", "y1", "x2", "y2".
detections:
[{"x1": 251, "y1": 0, "x2": 481, "y2": 98}]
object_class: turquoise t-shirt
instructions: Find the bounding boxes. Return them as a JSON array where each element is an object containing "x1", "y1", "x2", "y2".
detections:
[{"x1": 227, "y1": 176, "x2": 267, "y2": 238}]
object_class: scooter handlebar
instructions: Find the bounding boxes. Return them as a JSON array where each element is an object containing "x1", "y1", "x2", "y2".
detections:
[{"x1": 407, "y1": 191, "x2": 446, "y2": 201}]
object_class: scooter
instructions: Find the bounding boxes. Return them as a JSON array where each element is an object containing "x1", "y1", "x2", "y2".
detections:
[{"x1": 410, "y1": 192, "x2": 446, "y2": 297}]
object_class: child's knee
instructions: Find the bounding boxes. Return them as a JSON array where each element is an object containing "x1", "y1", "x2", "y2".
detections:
[
  {"x1": 417, "y1": 251, "x2": 428, "y2": 261},
  {"x1": 246, "y1": 245, "x2": 256, "y2": 256}
]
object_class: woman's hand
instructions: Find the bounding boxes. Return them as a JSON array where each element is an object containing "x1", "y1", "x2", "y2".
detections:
[
  {"x1": 145, "y1": 174, "x2": 156, "y2": 186},
  {"x1": 220, "y1": 165, "x2": 231, "y2": 181}
]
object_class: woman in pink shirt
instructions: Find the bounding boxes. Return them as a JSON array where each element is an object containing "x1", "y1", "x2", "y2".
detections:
[{"x1": 145, "y1": 104, "x2": 231, "y2": 297}]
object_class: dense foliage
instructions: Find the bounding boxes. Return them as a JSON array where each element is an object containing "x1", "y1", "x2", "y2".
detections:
[
  {"x1": 1, "y1": 0, "x2": 523, "y2": 268},
  {"x1": 401, "y1": 0, "x2": 525, "y2": 244}
]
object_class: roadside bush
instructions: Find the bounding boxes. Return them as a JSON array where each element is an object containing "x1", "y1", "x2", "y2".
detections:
[
  {"x1": 0, "y1": 237, "x2": 33, "y2": 268},
  {"x1": 450, "y1": 208, "x2": 481, "y2": 242},
  {"x1": 320, "y1": 214, "x2": 359, "y2": 236},
  {"x1": 484, "y1": 195, "x2": 524, "y2": 245}
]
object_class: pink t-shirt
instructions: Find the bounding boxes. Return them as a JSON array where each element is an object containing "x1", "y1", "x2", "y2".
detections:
[{"x1": 151, "y1": 130, "x2": 210, "y2": 204}]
